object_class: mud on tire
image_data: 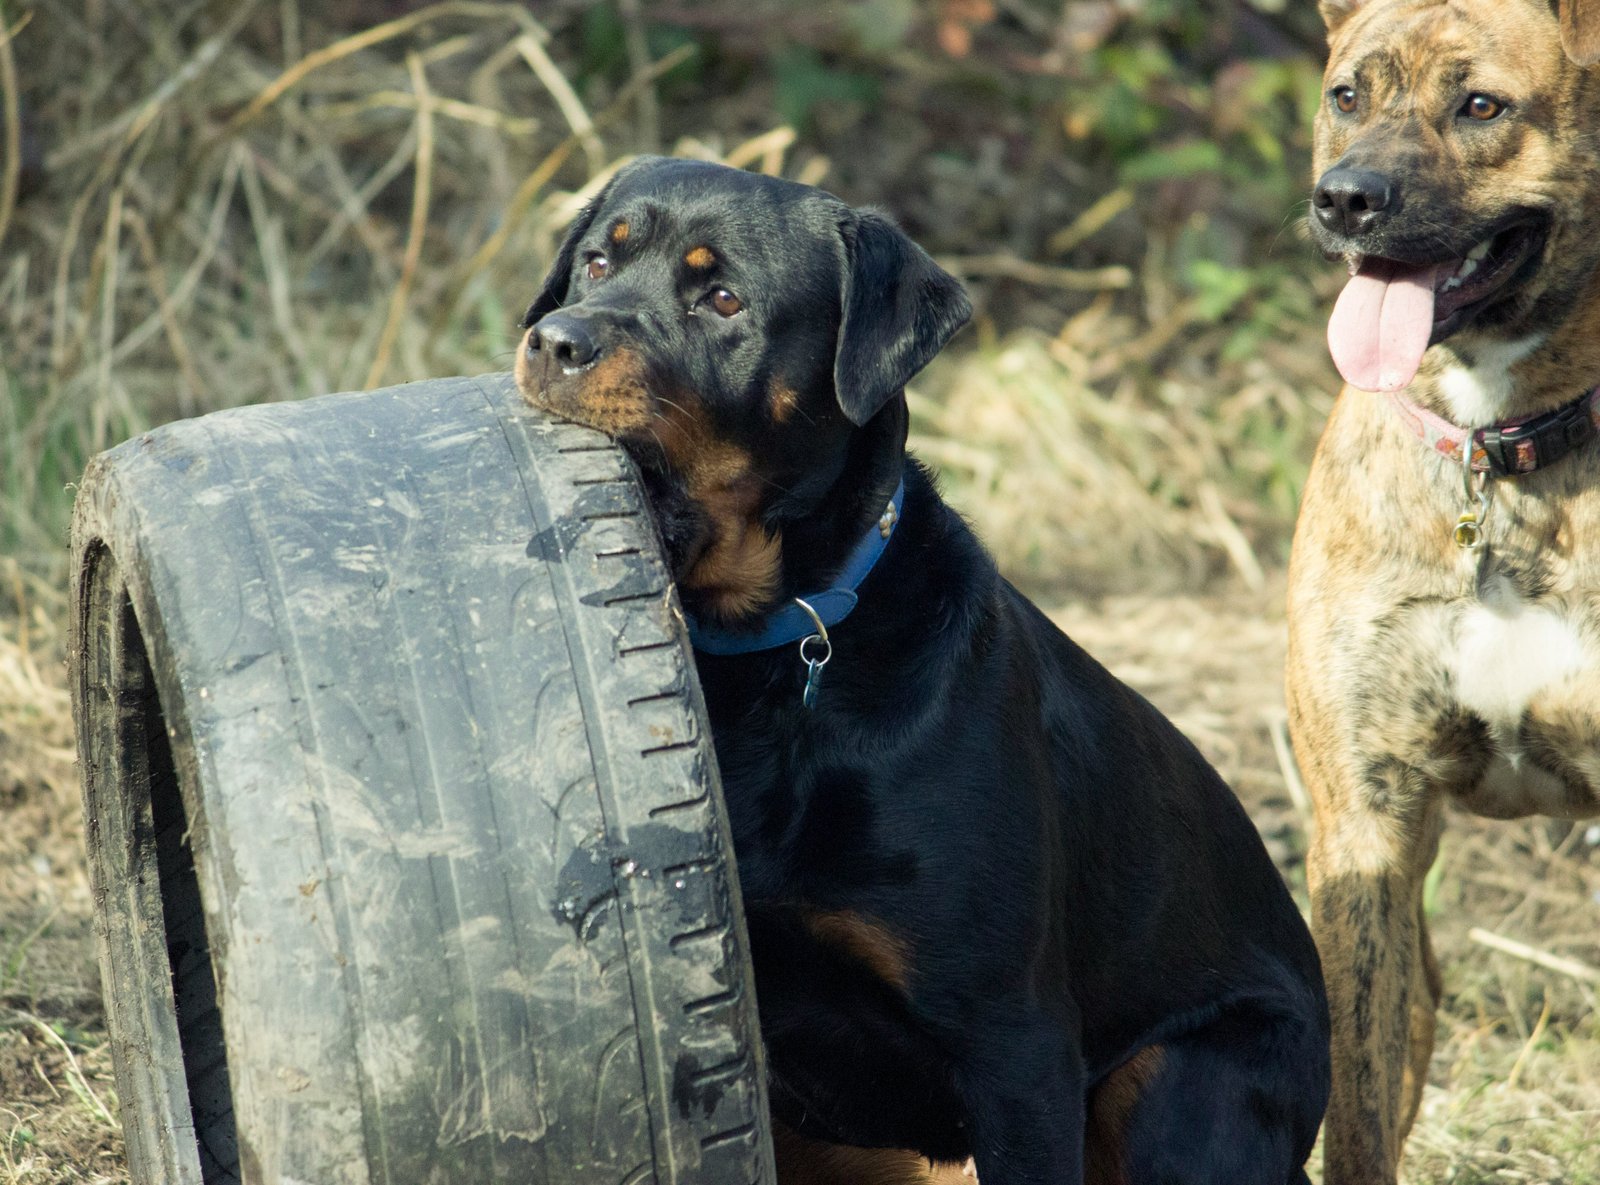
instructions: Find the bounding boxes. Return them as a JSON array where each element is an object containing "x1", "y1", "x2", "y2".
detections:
[{"x1": 69, "y1": 373, "x2": 773, "y2": 1185}]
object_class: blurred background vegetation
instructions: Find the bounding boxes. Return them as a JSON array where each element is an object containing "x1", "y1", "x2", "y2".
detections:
[{"x1": 0, "y1": 0, "x2": 1343, "y2": 604}]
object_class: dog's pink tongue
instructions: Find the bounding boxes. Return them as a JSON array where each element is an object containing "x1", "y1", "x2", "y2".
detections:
[{"x1": 1327, "y1": 259, "x2": 1441, "y2": 392}]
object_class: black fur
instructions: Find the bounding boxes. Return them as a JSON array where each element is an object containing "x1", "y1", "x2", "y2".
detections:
[
  {"x1": 516, "y1": 157, "x2": 1330, "y2": 1185},
  {"x1": 833, "y1": 209, "x2": 971, "y2": 426}
]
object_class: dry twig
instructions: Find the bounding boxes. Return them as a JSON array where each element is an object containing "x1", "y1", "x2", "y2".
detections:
[
  {"x1": 515, "y1": 32, "x2": 605, "y2": 177},
  {"x1": 0, "y1": 9, "x2": 26, "y2": 256},
  {"x1": 1266, "y1": 712, "x2": 1312, "y2": 830},
  {"x1": 1468, "y1": 927, "x2": 1600, "y2": 986},
  {"x1": 365, "y1": 52, "x2": 437, "y2": 389},
  {"x1": 425, "y1": 42, "x2": 697, "y2": 337},
  {"x1": 937, "y1": 252, "x2": 1133, "y2": 292},
  {"x1": 1046, "y1": 187, "x2": 1133, "y2": 255},
  {"x1": 217, "y1": 1, "x2": 525, "y2": 142}
]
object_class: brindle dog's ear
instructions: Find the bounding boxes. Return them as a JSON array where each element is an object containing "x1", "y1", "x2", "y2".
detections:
[
  {"x1": 833, "y1": 210, "x2": 972, "y2": 427},
  {"x1": 1559, "y1": 0, "x2": 1600, "y2": 65},
  {"x1": 517, "y1": 160, "x2": 654, "y2": 329},
  {"x1": 1318, "y1": 0, "x2": 1365, "y2": 33}
]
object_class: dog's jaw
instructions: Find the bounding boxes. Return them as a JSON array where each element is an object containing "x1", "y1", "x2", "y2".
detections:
[{"x1": 1429, "y1": 334, "x2": 1546, "y2": 426}]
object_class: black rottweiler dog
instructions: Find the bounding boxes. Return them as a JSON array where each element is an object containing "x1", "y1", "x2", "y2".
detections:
[{"x1": 516, "y1": 156, "x2": 1329, "y2": 1185}]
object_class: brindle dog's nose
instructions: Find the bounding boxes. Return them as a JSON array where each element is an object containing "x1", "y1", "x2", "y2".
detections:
[
  {"x1": 1313, "y1": 167, "x2": 1399, "y2": 237},
  {"x1": 528, "y1": 314, "x2": 601, "y2": 369}
]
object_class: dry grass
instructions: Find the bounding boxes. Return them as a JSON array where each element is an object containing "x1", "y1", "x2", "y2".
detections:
[
  {"x1": 2, "y1": 2, "x2": 1598, "y2": 1182},
  {"x1": 0, "y1": 0, "x2": 803, "y2": 584},
  {"x1": 911, "y1": 307, "x2": 1340, "y2": 596},
  {"x1": 1, "y1": 565, "x2": 117, "y2": 1184}
]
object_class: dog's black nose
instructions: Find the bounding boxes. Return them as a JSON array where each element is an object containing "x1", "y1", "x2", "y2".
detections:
[
  {"x1": 528, "y1": 314, "x2": 601, "y2": 369},
  {"x1": 1312, "y1": 168, "x2": 1399, "y2": 237}
]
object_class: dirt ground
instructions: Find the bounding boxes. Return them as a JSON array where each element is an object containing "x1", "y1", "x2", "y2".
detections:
[{"x1": 3, "y1": 577, "x2": 1599, "y2": 1183}]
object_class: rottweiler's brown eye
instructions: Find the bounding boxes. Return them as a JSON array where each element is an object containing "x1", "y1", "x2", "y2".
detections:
[
  {"x1": 710, "y1": 289, "x2": 743, "y2": 318},
  {"x1": 1332, "y1": 86, "x2": 1358, "y2": 114},
  {"x1": 1462, "y1": 93, "x2": 1504, "y2": 121},
  {"x1": 586, "y1": 255, "x2": 610, "y2": 281}
]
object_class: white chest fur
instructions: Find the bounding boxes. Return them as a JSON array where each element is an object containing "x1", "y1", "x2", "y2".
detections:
[
  {"x1": 1446, "y1": 577, "x2": 1593, "y2": 814},
  {"x1": 1435, "y1": 334, "x2": 1544, "y2": 425},
  {"x1": 1452, "y1": 596, "x2": 1589, "y2": 725}
]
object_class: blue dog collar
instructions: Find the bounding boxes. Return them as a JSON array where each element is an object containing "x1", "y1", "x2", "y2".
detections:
[{"x1": 686, "y1": 477, "x2": 905, "y2": 657}]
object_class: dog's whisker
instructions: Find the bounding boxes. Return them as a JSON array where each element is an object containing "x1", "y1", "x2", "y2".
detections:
[{"x1": 752, "y1": 473, "x2": 796, "y2": 496}]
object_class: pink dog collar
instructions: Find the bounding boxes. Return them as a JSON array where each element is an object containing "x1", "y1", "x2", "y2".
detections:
[{"x1": 1384, "y1": 386, "x2": 1600, "y2": 477}]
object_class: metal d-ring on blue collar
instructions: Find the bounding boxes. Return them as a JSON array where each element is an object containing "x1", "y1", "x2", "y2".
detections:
[{"x1": 685, "y1": 476, "x2": 907, "y2": 706}]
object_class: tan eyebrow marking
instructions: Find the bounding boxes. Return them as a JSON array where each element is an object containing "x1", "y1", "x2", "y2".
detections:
[
  {"x1": 770, "y1": 381, "x2": 800, "y2": 424},
  {"x1": 610, "y1": 220, "x2": 630, "y2": 243},
  {"x1": 684, "y1": 246, "x2": 716, "y2": 269}
]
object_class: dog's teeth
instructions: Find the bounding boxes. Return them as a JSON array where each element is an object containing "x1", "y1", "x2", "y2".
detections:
[
  {"x1": 1442, "y1": 276, "x2": 1463, "y2": 291},
  {"x1": 1456, "y1": 256, "x2": 1479, "y2": 280},
  {"x1": 1467, "y1": 238, "x2": 1493, "y2": 261}
]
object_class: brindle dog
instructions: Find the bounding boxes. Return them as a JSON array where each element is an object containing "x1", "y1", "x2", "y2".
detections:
[{"x1": 1288, "y1": 0, "x2": 1600, "y2": 1180}]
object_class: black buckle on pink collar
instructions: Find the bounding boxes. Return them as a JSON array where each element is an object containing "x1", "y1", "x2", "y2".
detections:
[
  {"x1": 1385, "y1": 386, "x2": 1600, "y2": 477},
  {"x1": 1476, "y1": 395, "x2": 1597, "y2": 477}
]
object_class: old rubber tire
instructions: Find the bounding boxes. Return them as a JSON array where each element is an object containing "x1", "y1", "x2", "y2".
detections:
[{"x1": 68, "y1": 373, "x2": 774, "y2": 1185}]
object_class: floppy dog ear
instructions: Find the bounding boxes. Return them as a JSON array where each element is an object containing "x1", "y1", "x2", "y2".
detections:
[
  {"x1": 1559, "y1": 0, "x2": 1600, "y2": 65},
  {"x1": 833, "y1": 210, "x2": 971, "y2": 426},
  {"x1": 518, "y1": 200, "x2": 600, "y2": 330},
  {"x1": 518, "y1": 160, "x2": 657, "y2": 329}
]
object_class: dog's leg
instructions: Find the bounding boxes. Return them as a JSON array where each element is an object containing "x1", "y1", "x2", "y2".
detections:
[
  {"x1": 1305, "y1": 789, "x2": 1444, "y2": 1185},
  {"x1": 1090, "y1": 1007, "x2": 1327, "y2": 1185},
  {"x1": 957, "y1": 1015, "x2": 1085, "y2": 1185},
  {"x1": 1398, "y1": 898, "x2": 1443, "y2": 1142}
]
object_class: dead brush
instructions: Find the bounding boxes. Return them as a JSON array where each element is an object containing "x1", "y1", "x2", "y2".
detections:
[
  {"x1": 1, "y1": 2, "x2": 1340, "y2": 602},
  {"x1": 0, "y1": 1, "x2": 819, "y2": 591},
  {"x1": 911, "y1": 295, "x2": 1337, "y2": 596}
]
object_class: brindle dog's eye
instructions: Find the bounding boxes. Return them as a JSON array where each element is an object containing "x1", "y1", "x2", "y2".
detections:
[
  {"x1": 710, "y1": 289, "x2": 743, "y2": 318},
  {"x1": 1462, "y1": 93, "x2": 1504, "y2": 121},
  {"x1": 586, "y1": 255, "x2": 610, "y2": 281},
  {"x1": 1332, "y1": 86, "x2": 1358, "y2": 114}
]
